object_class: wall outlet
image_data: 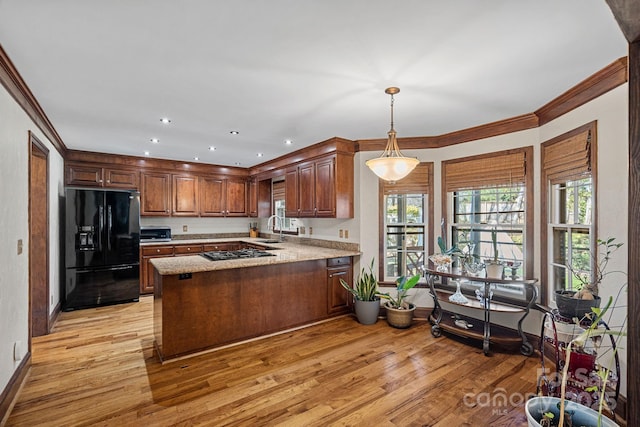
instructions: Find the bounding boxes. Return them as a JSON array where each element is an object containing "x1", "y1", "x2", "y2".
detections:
[
  {"x1": 309, "y1": 227, "x2": 313, "y2": 235},
  {"x1": 51, "y1": 295, "x2": 54, "y2": 306},
  {"x1": 299, "y1": 226, "x2": 305, "y2": 234},
  {"x1": 344, "y1": 229, "x2": 349, "y2": 239},
  {"x1": 339, "y1": 229, "x2": 344, "y2": 238},
  {"x1": 17, "y1": 239, "x2": 23, "y2": 255},
  {"x1": 183, "y1": 225, "x2": 188, "y2": 232}
]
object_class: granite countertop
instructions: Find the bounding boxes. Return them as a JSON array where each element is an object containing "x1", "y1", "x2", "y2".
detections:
[{"x1": 149, "y1": 238, "x2": 361, "y2": 275}]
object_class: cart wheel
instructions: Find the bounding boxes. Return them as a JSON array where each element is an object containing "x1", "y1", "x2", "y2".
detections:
[
  {"x1": 431, "y1": 325, "x2": 441, "y2": 337},
  {"x1": 520, "y1": 342, "x2": 534, "y2": 356}
]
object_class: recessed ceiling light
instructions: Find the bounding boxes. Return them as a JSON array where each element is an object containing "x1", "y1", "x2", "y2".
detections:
[
  {"x1": 257, "y1": 153, "x2": 264, "y2": 157},
  {"x1": 234, "y1": 162, "x2": 241, "y2": 166},
  {"x1": 284, "y1": 139, "x2": 293, "y2": 145},
  {"x1": 150, "y1": 138, "x2": 159, "y2": 144},
  {"x1": 144, "y1": 151, "x2": 150, "y2": 156},
  {"x1": 160, "y1": 118, "x2": 172, "y2": 124},
  {"x1": 208, "y1": 146, "x2": 216, "y2": 151},
  {"x1": 230, "y1": 130, "x2": 239, "y2": 135},
  {"x1": 194, "y1": 156, "x2": 200, "y2": 161}
]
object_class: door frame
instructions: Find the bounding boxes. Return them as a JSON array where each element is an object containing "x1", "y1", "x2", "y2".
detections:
[{"x1": 28, "y1": 131, "x2": 50, "y2": 341}]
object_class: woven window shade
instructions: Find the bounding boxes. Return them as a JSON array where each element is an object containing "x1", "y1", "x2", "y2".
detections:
[
  {"x1": 444, "y1": 151, "x2": 526, "y2": 192},
  {"x1": 272, "y1": 181, "x2": 285, "y2": 200},
  {"x1": 542, "y1": 129, "x2": 591, "y2": 183},
  {"x1": 382, "y1": 162, "x2": 431, "y2": 195}
]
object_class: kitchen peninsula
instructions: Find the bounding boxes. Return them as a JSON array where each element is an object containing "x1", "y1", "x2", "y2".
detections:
[{"x1": 150, "y1": 239, "x2": 360, "y2": 361}]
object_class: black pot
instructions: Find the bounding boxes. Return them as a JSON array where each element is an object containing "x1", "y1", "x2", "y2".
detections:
[{"x1": 555, "y1": 290, "x2": 601, "y2": 319}]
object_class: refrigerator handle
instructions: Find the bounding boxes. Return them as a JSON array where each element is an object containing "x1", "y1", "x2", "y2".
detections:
[
  {"x1": 107, "y1": 205, "x2": 113, "y2": 251},
  {"x1": 98, "y1": 205, "x2": 104, "y2": 251}
]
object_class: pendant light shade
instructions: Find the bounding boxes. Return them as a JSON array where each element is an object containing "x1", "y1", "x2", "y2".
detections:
[{"x1": 365, "y1": 87, "x2": 419, "y2": 182}]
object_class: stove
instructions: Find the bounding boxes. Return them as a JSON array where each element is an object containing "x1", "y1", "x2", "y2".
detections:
[{"x1": 201, "y1": 248, "x2": 276, "y2": 261}]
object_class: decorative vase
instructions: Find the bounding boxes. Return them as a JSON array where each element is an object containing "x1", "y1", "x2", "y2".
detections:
[
  {"x1": 555, "y1": 290, "x2": 602, "y2": 319},
  {"x1": 485, "y1": 262, "x2": 504, "y2": 279},
  {"x1": 354, "y1": 299, "x2": 380, "y2": 325},
  {"x1": 525, "y1": 396, "x2": 619, "y2": 427},
  {"x1": 448, "y1": 280, "x2": 469, "y2": 304},
  {"x1": 384, "y1": 303, "x2": 416, "y2": 328}
]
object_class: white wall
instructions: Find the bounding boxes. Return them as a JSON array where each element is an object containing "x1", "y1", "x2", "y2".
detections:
[{"x1": 0, "y1": 85, "x2": 65, "y2": 396}]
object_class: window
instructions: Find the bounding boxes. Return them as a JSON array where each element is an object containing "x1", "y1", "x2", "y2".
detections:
[
  {"x1": 542, "y1": 122, "x2": 596, "y2": 303},
  {"x1": 443, "y1": 147, "x2": 533, "y2": 279},
  {"x1": 380, "y1": 163, "x2": 433, "y2": 282},
  {"x1": 272, "y1": 181, "x2": 298, "y2": 233}
]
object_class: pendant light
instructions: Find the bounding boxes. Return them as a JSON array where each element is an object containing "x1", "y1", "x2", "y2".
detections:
[{"x1": 366, "y1": 87, "x2": 419, "y2": 182}]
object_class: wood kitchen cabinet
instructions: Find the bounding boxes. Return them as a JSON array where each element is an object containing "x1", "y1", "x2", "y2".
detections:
[
  {"x1": 248, "y1": 176, "x2": 258, "y2": 217},
  {"x1": 140, "y1": 172, "x2": 171, "y2": 216},
  {"x1": 66, "y1": 163, "x2": 139, "y2": 189},
  {"x1": 172, "y1": 175, "x2": 199, "y2": 216},
  {"x1": 285, "y1": 154, "x2": 350, "y2": 218},
  {"x1": 327, "y1": 257, "x2": 352, "y2": 315},
  {"x1": 140, "y1": 245, "x2": 174, "y2": 294},
  {"x1": 200, "y1": 176, "x2": 248, "y2": 217}
]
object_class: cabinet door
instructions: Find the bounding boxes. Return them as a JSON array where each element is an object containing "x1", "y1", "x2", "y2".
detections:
[
  {"x1": 284, "y1": 167, "x2": 299, "y2": 217},
  {"x1": 327, "y1": 265, "x2": 352, "y2": 314},
  {"x1": 248, "y1": 177, "x2": 258, "y2": 217},
  {"x1": 226, "y1": 178, "x2": 248, "y2": 216},
  {"x1": 66, "y1": 164, "x2": 103, "y2": 187},
  {"x1": 104, "y1": 168, "x2": 139, "y2": 189},
  {"x1": 200, "y1": 176, "x2": 226, "y2": 217},
  {"x1": 172, "y1": 175, "x2": 199, "y2": 216},
  {"x1": 140, "y1": 245, "x2": 174, "y2": 294},
  {"x1": 298, "y1": 162, "x2": 316, "y2": 217},
  {"x1": 314, "y1": 157, "x2": 336, "y2": 217},
  {"x1": 141, "y1": 172, "x2": 171, "y2": 216}
]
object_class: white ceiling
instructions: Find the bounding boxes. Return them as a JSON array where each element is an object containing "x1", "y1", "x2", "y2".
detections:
[{"x1": 0, "y1": 1, "x2": 628, "y2": 167}]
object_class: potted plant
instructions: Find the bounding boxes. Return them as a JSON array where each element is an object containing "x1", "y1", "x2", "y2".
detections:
[
  {"x1": 484, "y1": 228, "x2": 504, "y2": 279},
  {"x1": 339, "y1": 258, "x2": 380, "y2": 325},
  {"x1": 378, "y1": 274, "x2": 421, "y2": 328},
  {"x1": 555, "y1": 238, "x2": 622, "y2": 319},
  {"x1": 528, "y1": 288, "x2": 626, "y2": 427}
]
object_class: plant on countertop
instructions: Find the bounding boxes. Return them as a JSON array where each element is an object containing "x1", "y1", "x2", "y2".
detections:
[
  {"x1": 377, "y1": 274, "x2": 421, "y2": 309},
  {"x1": 340, "y1": 258, "x2": 378, "y2": 301}
]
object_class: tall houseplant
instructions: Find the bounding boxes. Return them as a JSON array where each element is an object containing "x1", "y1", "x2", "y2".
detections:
[
  {"x1": 340, "y1": 258, "x2": 380, "y2": 324},
  {"x1": 378, "y1": 274, "x2": 421, "y2": 328}
]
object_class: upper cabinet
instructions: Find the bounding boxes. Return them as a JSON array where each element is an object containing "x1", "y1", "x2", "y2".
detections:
[
  {"x1": 285, "y1": 153, "x2": 352, "y2": 218},
  {"x1": 141, "y1": 172, "x2": 171, "y2": 216},
  {"x1": 66, "y1": 163, "x2": 139, "y2": 189},
  {"x1": 172, "y1": 175, "x2": 199, "y2": 216},
  {"x1": 200, "y1": 176, "x2": 248, "y2": 217}
]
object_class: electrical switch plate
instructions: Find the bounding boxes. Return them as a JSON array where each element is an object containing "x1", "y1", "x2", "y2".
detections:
[
  {"x1": 344, "y1": 230, "x2": 349, "y2": 239},
  {"x1": 339, "y1": 229, "x2": 343, "y2": 238},
  {"x1": 309, "y1": 227, "x2": 313, "y2": 235},
  {"x1": 183, "y1": 225, "x2": 188, "y2": 232},
  {"x1": 299, "y1": 226, "x2": 305, "y2": 234},
  {"x1": 17, "y1": 239, "x2": 23, "y2": 255}
]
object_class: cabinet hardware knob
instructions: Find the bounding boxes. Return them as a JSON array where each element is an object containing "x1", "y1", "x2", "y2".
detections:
[{"x1": 156, "y1": 249, "x2": 160, "y2": 253}]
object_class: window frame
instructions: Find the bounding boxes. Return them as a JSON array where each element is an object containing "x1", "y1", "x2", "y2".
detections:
[
  {"x1": 541, "y1": 121, "x2": 597, "y2": 306},
  {"x1": 442, "y1": 147, "x2": 534, "y2": 280},
  {"x1": 378, "y1": 162, "x2": 434, "y2": 284}
]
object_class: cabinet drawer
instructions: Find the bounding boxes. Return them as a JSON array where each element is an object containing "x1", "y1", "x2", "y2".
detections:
[
  {"x1": 174, "y1": 245, "x2": 204, "y2": 254},
  {"x1": 327, "y1": 257, "x2": 351, "y2": 267},
  {"x1": 141, "y1": 246, "x2": 174, "y2": 256},
  {"x1": 203, "y1": 243, "x2": 240, "y2": 251}
]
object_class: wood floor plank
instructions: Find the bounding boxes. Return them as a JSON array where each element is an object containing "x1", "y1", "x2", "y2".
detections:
[{"x1": 6, "y1": 295, "x2": 541, "y2": 426}]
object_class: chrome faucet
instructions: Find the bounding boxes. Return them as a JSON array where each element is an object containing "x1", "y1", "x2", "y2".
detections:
[{"x1": 267, "y1": 214, "x2": 285, "y2": 242}]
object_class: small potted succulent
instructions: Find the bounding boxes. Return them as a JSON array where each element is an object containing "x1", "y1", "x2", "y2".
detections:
[
  {"x1": 339, "y1": 258, "x2": 380, "y2": 325},
  {"x1": 377, "y1": 274, "x2": 421, "y2": 328}
]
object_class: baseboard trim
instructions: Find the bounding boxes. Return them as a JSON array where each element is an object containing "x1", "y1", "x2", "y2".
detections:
[{"x1": 0, "y1": 352, "x2": 31, "y2": 426}]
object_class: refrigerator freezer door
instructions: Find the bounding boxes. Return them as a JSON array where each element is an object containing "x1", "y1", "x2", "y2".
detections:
[
  {"x1": 65, "y1": 188, "x2": 105, "y2": 269},
  {"x1": 64, "y1": 264, "x2": 140, "y2": 311},
  {"x1": 104, "y1": 191, "x2": 140, "y2": 266}
]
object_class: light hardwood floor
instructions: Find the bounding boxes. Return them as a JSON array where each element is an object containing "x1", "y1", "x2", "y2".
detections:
[{"x1": 6, "y1": 296, "x2": 540, "y2": 426}]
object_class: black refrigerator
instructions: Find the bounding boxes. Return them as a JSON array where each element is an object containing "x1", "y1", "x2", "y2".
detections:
[{"x1": 64, "y1": 188, "x2": 141, "y2": 311}]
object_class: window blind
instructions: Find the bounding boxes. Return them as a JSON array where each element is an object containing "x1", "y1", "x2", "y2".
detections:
[
  {"x1": 381, "y1": 162, "x2": 432, "y2": 195},
  {"x1": 272, "y1": 181, "x2": 285, "y2": 200},
  {"x1": 542, "y1": 128, "x2": 592, "y2": 183},
  {"x1": 443, "y1": 150, "x2": 527, "y2": 192}
]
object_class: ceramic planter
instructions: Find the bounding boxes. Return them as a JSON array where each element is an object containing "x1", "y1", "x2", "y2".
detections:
[
  {"x1": 485, "y1": 262, "x2": 504, "y2": 279},
  {"x1": 384, "y1": 303, "x2": 416, "y2": 328},
  {"x1": 525, "y1": 396, "x2": 618, "y2": 427},
  {"x1": 354, "y1": 299, "x2": 380, "y2": 325}
]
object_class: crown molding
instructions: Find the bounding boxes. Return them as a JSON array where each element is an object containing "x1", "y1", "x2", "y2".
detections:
[{"x1": 0, "y1": 43, "x2": 67, "y2": 156}]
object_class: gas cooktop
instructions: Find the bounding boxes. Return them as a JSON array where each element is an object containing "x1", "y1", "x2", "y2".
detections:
[{"x1": 201, "y1": 248, "x2": 276, "y2": 261}]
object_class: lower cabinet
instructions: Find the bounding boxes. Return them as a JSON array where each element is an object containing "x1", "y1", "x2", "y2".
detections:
[
  {"x1": 327, "y1": 257, "x2": 352, "y2": 314},
  {"x1": 140, "y1": 245, "x2": 174, "y2": 294}
]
